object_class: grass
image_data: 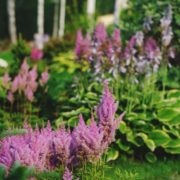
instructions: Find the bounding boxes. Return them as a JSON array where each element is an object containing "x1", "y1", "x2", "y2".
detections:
[{"x1": 106, "y1": 158, "x2": 180, "y2": 180}]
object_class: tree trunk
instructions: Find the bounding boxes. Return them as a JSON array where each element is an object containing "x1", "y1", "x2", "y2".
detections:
[
  {"x1": 7, "y1": 0, "x2": 17, "y2": 43},
  {"x1": 87, "y1": 0, "x2": 96, "y2": 32},
  {"x1": 37, "y1": 0, "x2": 44, "y2": 35},
  {"x1": 58, "y1": 0, "x2": 66, "y2": 38},
  {"x1": 114, "y1": 0, "x2": 121, "y2": 25},
  {"x1": 87, "y1": 0, "x2": 96, "y2": 16},
  {"x1": 52, "y1": 1, "x2": 59, "y2": 38}
]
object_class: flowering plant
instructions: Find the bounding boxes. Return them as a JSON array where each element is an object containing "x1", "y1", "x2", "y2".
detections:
[
  {"x1": 75, "y1": 6, "x2": 174, "y2": 81},
  {"x1": 0, "y1": 83, "x2": 124, "y2": 179}
]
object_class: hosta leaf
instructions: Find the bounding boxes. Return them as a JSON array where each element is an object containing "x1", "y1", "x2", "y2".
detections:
[
  {"x1": 157, "y1": 108, "x2": 180, "y2": 122},
  {"x1": 119, "y1": 121, "x2": 128, "y2": 134},
  {"x1": 165, "y1": 147, "x2": 180, "y2": 154},
  {"x1": 116, "y1": 139, "x2": 130, "y2": 151},
  {"x1": 85, "y1": 92, "x2": 98, "y2": 100},
  {"x1": 145, "y1": 152, "x2": 157, "y2": 163},
  {"x1": 144, "y1": 139, "x2": 156, "y2": 152},
  {"x1": 163, "y1": 139, "x2": 180, "y2": 148},
  {"x1": 127, "y1": 131, "x2": 140, "y2": 146},
  {"x1": 136, "y1": 133, "x2": 156, "y2": 151},
  {"x1": 106, "y1": 147, "x2": 119, "y2": 162},
  {"x1": 166, "y1": 115, "x2": 180, "y2": 126},
  {"x1": 149, "y1": 130, "x2": 170, "y2": 146},
  {"x1": 167, "y1": 90, "x2": 180, "y2": 99}
]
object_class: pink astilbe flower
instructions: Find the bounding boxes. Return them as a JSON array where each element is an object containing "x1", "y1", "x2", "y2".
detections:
[
  {"x1": 24, "y1": 87, "x2": 34, "y2": 102},
  {"x1": 97, "y1": 82, "x2": 125, "y2": 147},
  {"x1": 63, "y1": 167, "x2": 73, "y2": 180},
  {"x1": 39, "y1": 69, "x2": 49, "y2": 86},
  {"x1": 112, "y1": 29, "x2": 121, "y2": 45},
  {"x1": 72, "y1": 114, "x2": 104, "y2": 162},
  {"x1": 21, "y1": 60, "x2": 29, "y2": 74},
  {"x1": 94, "y1": 23, "x2": 107, "y2": 43},
  {"x1": 30, "y1": 48, "x2": 43, "y2": 61},
  {"x1": 46, "y1": 128, "x2": 72, "y2": 170},
  {"x1": 0, "y1": 122, "x2": 71, "y2": 172},
  {"x1": 7, "y1": 91, "x2": 14, "y2": 103},
  {"x1": 2, "y1": 73, "x2": 11, "y2": 88},
  {"x1": 75, "y1": 30, "x2": 91, "y2": 59}
]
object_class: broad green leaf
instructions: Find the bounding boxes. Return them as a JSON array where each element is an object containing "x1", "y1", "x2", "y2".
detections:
[
  {"x1": 144, "y1": 139, "x2": 156, "y2": 151},
  {"x1": 106, "y1": 147, "x2": 119, "y2": 162},
  {"x1": 119, "y1": 121, "x2": 128, "y2": 134},
  {"x1": 149, "y1": 130, "x2": 170, "y2": 146},
  {"x1": 165, "y1": 147, "x2": 180, "y2": 154},
  {"x1": 167, "y1": 90, "x2": 180, "y2": 99},
  {"x1": 163, "y1": 139, "x2": 180, "y2": 148},
  {"x1": 157, "y1": 108, "x2": 180, "y2": 122},
  {"x1": 145, "y1": 152, "x2": 157, "y2": 163},
  {"x1": 116, "y1": 139, "x2": 130, "y2": 151}
]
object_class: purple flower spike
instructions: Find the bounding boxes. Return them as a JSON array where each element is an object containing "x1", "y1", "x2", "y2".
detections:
[
  {"x1": 97, "y1": 82, "x2": 125, "y2": 147},
  {"x1": 63, "y1": 167, "x2": 73, "y2": 180},
  {"x1": 113, "y1": 29, "x2": 121, "y2": 45},
  {"x1": 94, "y1": 23, "x2": 107, "y2": 43}
]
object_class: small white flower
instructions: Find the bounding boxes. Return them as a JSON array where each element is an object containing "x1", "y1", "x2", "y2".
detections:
[{"x1": 0, "y1": 58, "x2": 8, "y2": 68}]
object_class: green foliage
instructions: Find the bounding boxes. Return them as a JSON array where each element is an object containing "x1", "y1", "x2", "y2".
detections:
[{"x1": 0, "y1": 162, "x2": 34, "y2": 180}]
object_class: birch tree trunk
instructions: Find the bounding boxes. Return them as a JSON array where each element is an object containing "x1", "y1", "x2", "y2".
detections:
[
  {"x1": 87, "y1": 0, "x2": 96, "y2": 16},
  {"x1": 114, "y1": 0, "x2": 121, "y2": 25},
  {"x1": 58, "y1": 0, "x2": 66, "y2": 38},
  {"x1": 7, "y1": 0, "x2": 17, "y2": 43},
  {"x1": 87, "y1": 0, "x2": 96, "y2": 32},
  {"x1": 114, "y1": 0, "x2": 128, "y2": 25},
  {"x1": 37, "y1": 0, "x2": 44, "y2": 35},
  {"x1": 52, "y1": 0, "x2": 59, "y2": 38}
]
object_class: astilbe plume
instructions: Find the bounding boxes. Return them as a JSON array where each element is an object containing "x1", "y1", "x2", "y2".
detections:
[
  {"x1": 72, "y1": 114, "x2": 104, "y2": 162},
  {"x1": 63, "y1": 167, "x2": 73, "y2": 180},
  {"x1": 0, "y1": 83, "x2": 124, "y2": 178},
  {"x1": 75, "y1": 30, "x2": 91, "y2": 60},
  {"x1": 0, "y1": 122, "x2": 72, "y2": 172},
  {"x1": 72, "y1": 82, "x2": 124, "y2": 162},
  {"x1": 97, "y1": 82, "x2": 125, "y2": 148},
  {"x1": 2, "y1": 60, "x2": 49, "y2": 103}
]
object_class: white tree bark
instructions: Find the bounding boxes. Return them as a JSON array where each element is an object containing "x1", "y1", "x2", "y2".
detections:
[
  {"x1": 37, "y1": 0, "x2": 44, "y2": 35},
  {"x1": 58, "y1": 0, "x2": 66, "y2": 38},
  {"x1": 114, "y1": 0, "x2": 128, "y2": 24},
  {"x1": 52, "y1": 0, "x2": 59, "y2": 38},
  {"x1": 114, "y1": 0, "x2": 121, "y2": 25},
  {"x1": 87, "y1": 0, "x2": 96, "y2": 16},
  {"x1": 7, "y1": 0, "x2": 17, "y2": 43}
]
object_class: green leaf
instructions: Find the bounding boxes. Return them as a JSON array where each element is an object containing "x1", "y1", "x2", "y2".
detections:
[
  {"x1": 145, "y1": 152, "x2": 157, "y2": 163},
  {"x1": 106, "y1": 147, "x2": 119, "y2": 162},
  {"x1": 165, "y1": 147, "x2": 180, "y2": 154},
  {"x1": 144, "y1": 139, "x2": 156, "y2": 152},
  {"x1": 163, "y1": 139, "x2": 180, "y2": 149},
  {"x1": 116, "y1": 139, "x2": 130, "y2": 151},
  {"x1": 157, "y1": 108, "x2": 180, "y2": 122},
  {"x1": 149, "y1": 130, "x2": 170, "y2": 146},
  {"x1": 119, "y1": 121, "x2": 128, "y2": 134}
]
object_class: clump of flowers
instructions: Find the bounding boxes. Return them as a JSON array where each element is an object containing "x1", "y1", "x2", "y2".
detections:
[
  {"x1": 30, "y1": 48, "x2": 44, "y2": 61},
  {"x1": 75, "y1": 6, "x2": 175, "y2": 80},
  {"x1": 2, "y1": 59, "x2": 49, "y2": 103},
  {"x1": 0, "y1": 83, "x2": 124, "y2": 178}
]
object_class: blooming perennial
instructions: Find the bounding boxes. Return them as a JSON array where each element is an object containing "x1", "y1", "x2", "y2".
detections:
[
  {"x1": 0, "y1": 83, "x2": 124, "y2": 178},
  {"x1": 2, "y1": 59, "x2": 49, "y2": 103},
  {"x1": 75, "y1": 6, "x2": 175, "y2": 80}
]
